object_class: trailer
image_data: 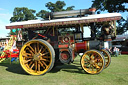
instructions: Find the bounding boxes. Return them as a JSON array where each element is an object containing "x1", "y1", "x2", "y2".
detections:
[{"x1": 6, "y1": 8, "x2": 121, "y2": 75}]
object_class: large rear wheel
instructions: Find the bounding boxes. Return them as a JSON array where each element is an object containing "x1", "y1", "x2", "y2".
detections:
[
  {"x1": 81, "y1": 50, "x2": 105, "y2": 74},
  {"x1": 19, "y1": 39, "x2": 55, "y2": 75}
]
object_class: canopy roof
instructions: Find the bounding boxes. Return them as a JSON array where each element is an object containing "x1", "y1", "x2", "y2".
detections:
[
  {"x1": 113, "y1": 34, "x2": 128, "y2": 41},
  {"x1": 6, "y1": 13, "x2": 121, "y2": 29}
]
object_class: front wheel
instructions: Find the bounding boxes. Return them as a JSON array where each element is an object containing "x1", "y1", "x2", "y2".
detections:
[
  {"x1": 19, "y1": 39, "x2": 55, "y2": 75},
  {"x1": 80, "y1": 50, "x2": 105, "y2": 74}
]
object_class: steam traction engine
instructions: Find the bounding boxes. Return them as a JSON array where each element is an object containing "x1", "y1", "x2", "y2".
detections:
[{"x1": 6, "y1": 8, "x2": 121, "y2": 75}]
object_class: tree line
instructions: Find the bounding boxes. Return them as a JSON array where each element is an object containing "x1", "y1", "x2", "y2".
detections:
[{"x1": 10, "y1": 1, "x2": 74, "y2": 22}]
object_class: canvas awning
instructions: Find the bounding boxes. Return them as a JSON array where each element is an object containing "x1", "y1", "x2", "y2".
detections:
[{"x1": 6, "y1": 13, "x2": 121, "y2": 29}]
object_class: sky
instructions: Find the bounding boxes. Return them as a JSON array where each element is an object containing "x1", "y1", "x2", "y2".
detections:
[{"x1": 0, "y1": 0, "x2": 128, "y2": 38}]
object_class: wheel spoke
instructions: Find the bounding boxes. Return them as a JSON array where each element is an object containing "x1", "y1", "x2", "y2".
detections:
[
  {"x1": 98, "y1": 63, "x2": 103, "y2": 67},
  {"x1": 84, "y1": 57, "x2": 89, "y2": 61},
  {"x1": 40, "y1": 58, "x2": 50, "y2": 62},
  {"x1": 35, "y1": 61, "x2": 37, "y2": 72},
  {"x1": 28, "y1": 45, "x2": 34, "y2": 53},
  {"x1": 89, "y1": 64, "x2": 92, "y2": 70},
  {"x1": 94, "y1": 63, "x2": 100, "y2": 69},
  {"x1": 92, "y1": 65, "x2": 94, "y2": 71},
  {"x1": 41, "y1": 47, "x2": 47, "y2": 53},
  {"x1": 26, "y1": 47, "x2": 34, "y2": 56},
  {"x1": 39, "y1": 61, "x2": 45, "y2": 69},
  {"x1": 28, "y1": 61, "x2": 33, "y2": 67},
  {"x1": 22, "y1": 51, "x2": 32, "y2": 56},
  {"x1": 41, "y1": 52, "x2": 49, "y2": 56},
  {"x1": 38, "y1": 47, "x2": 43, "y2": 54},
  {"x1": 30, "y1": 63, "x2": 35, "y2": 69},
  {"x1": 24, "y1": 59, "x2": 32, "y2": 64},
  {"x1": 99, "y1": 59, "x2": 103, "y2": 63},
  {"x1": 84, "y1": 60, "x2": 89, "y2": 64},
  {"x1": 22, "y1": 54, "x2": 33, "y2": 59},
  {"x1": 90, "y1": 54, "x2": 94, "y2": 60},
  {"x1": 42, "y1": 56, "x2": 50, "y2": 59},
  {"x1": 84, "y1": 63, "x2": 90, "y2": 68},
  {"x1": 41, "y1": 61, "x2": 48, "y2": 67},
  {"x1": 38, "y1": 62, "x2": 40, "y2": 71},
  {"x1": 35, "y1": 44, "x2": 37, "y2": 54},
  {"x1": 37, "y1": 42, "x2": 40, "y2": 53}
]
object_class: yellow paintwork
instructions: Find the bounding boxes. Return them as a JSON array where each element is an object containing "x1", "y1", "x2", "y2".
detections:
[
  {"x1": 101, "y1": 49, "x2": 111, "y2": 68},
  {"x1": 81, "y1": 50, "x2": 105, "y2": 74},
  {"x1": 19, "y1": 40, "x2": 53, "y2": 75},
  {"x1": 0, "y1": 35, "x2": 17, "y2": 63}
]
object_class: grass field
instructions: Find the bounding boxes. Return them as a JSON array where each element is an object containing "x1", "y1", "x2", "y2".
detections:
[{"x1": 0, "y1": 55, "x2": 128, "y2": 85}]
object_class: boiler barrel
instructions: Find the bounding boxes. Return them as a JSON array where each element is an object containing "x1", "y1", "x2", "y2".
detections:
[{"x1": 74, "y1": 41, "x2": 103, "y2": 53}]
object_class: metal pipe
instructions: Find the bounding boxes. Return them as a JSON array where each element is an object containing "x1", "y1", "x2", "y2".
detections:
[{"x1": 45, "y1": 8, "x2": 96, "y2": 19}]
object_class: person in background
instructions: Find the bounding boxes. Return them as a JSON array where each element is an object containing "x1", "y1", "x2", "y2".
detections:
[
  {"x1": 113, "y1": 47, "x2": 120, "y2": 57},
  {"x1": 2, "y1": 44, "x2": 6, "y2": 51}
]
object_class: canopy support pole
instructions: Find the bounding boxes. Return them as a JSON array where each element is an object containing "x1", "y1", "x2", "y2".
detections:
[{"x1": 80, "y1": 24, "x2": 84, "y2": 33}]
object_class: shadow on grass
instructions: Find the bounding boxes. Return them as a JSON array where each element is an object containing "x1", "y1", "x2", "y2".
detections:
[
  {"x1": 50, "y1": 63, "x2": 85, "y2": 74},
  {"x1": 0, "y1": 63, "x2": 28, "y2": 75},
  {"x1": 0, "y1": 61, "x2": 84, "y2": 75}
]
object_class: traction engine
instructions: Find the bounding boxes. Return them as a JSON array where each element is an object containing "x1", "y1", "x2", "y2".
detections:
[{"x1": 5, "y1": 8, "x2": 121, "y2": 75}]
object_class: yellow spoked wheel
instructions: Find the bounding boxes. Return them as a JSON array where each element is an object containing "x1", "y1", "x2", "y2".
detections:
[
  {"x1": 81, "y1": 50, "x2": 105, "y2": 74},
  {"x1": 19, "y1": 39, "x2": 55, "y2": 75},
  {"x1": 101, "y1": 49, "x2": 111, "y2": 69}
]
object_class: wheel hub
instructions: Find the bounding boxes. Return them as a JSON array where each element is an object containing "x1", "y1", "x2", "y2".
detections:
[
  {"x1": 33, "y1": 53, "x2": 41, "y2": 61},
  {"x1": 59, "y1": 51, "x2": 71, "y2": 64},
  {"x1": 90, "y1": 60, "x2": 95, "y2": 64},
  {"x1": 61, "y1": 53, "x2": 69, "y2": 60}
]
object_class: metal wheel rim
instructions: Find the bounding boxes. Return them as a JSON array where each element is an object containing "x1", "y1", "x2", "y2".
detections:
[
  {"x1": 19, "y1": 40, "x2": 53, "y2": 75},
  {"x1": 101, "y1": 49, "x2": 111, "y2": 68},
  {"x1": 81, "y1": 50, "x2": 105, "y2": 74}
]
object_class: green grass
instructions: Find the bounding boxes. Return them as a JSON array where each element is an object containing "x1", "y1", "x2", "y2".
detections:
[{"x1": 0, "y1": 55, "x2": 128, "y2": 85}]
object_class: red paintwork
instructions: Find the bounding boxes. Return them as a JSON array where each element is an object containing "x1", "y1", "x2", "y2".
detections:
[
  {"x1": 0, "y1": 49, "x2": 19, "y2": 58},
  {"x1": 121, "y1": 51, "x2": 128, "y2": 54},
  {"x1": 58, "y1": 44, "x2": 69, "y2": 48},
  {"x1": 89, "y1": 8, "x2": 96, "y2": 12},
  {"x1": 58, "y1": 35, "x2": 74, "y2": 44},
  {"x1": 60, "y1": 49, "x2": 69, "y2": 52},
  {"x1": 75, "y1": 41, "x2": 88, "y2": 52},
  {"x1": 61, "y1": 53, "x2": 69, "y2": 60}
]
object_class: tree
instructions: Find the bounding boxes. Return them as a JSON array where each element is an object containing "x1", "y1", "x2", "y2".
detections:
[
  {"x1": 92, "y1": 0, "x2": 128, "y2": 13},
  {"x1": 36, "y1": 10, "x2": 48, "y2": 19},
  {"x1": 9, "y1": 7, "x2": 36, "y2": 37},
  {"x1": 92, "y1": 0, "x2": 128, "y2": 34},
  {"x1": 36, "y1": 1, "x2": 75, "y2": 19},
  {"x1": 10, "y1": 7, "x2": 36, "y2": 22}
]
